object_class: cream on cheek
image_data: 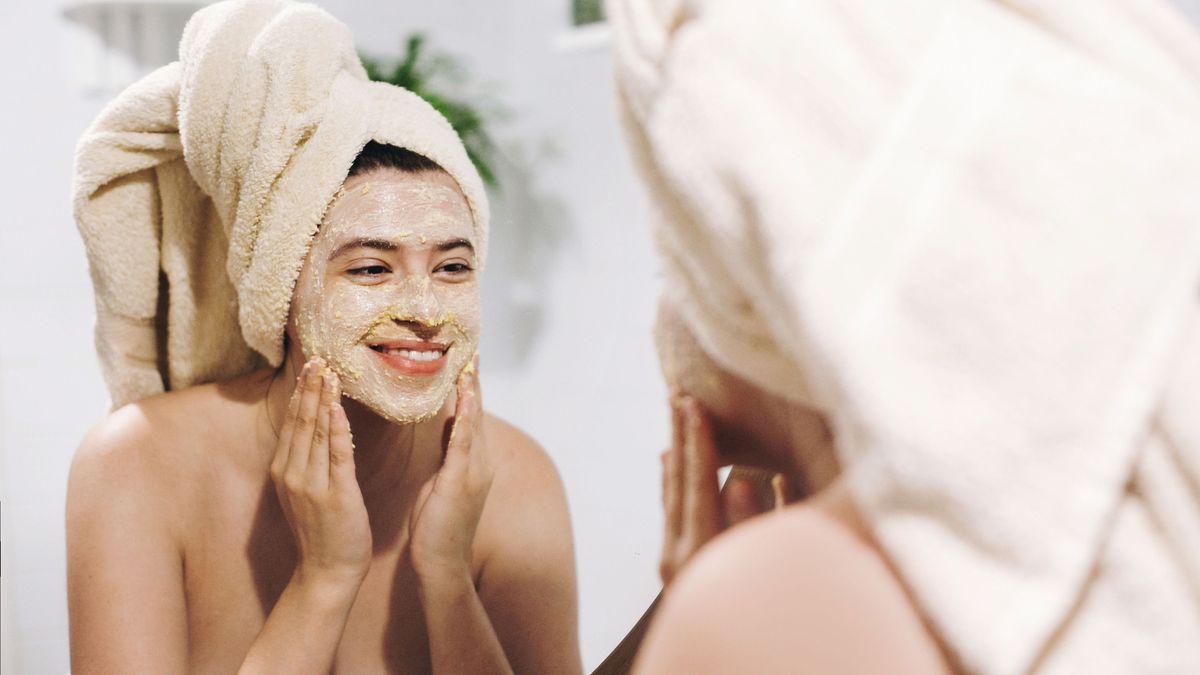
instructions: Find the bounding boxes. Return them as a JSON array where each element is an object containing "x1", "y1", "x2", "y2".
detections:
[{"x1": 293, "y1": 175, "x2": 480, "y2": 424}]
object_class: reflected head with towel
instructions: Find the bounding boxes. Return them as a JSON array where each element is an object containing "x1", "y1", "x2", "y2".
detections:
[{"x1": 612, "y1": 0, "x2": 1200, "y2": 672}]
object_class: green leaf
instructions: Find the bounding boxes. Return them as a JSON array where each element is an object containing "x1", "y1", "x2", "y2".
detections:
[{"x1": 359, "y1": 33, "x2": 500, "y2": 187}]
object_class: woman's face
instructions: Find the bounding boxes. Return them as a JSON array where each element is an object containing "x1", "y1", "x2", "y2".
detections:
[
  {"x1": 288, "y1": 167, "x2": 480, "y2": 424},
  {"x1": 654, "y1": 300, "x2": 839, "y2": 492},
  {"x1": 653, "y1": 300, "x2": 818, "y2": 476}
]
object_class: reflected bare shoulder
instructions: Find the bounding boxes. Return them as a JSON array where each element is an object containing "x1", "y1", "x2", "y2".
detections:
[{"x1": 634, "y1": 500, "x2": 954, "y2": 675}]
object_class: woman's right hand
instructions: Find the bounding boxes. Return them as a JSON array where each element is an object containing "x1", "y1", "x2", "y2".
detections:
[{"x1": 270, "y1": 358, "x2": 372, "y2": 588}]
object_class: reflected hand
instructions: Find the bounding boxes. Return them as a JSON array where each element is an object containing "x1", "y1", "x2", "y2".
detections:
[
  {"x1": 409, "y1": 354, "x2": 492, "y2": 585},
  {"x1": 659, "y1": 396, "x2": 788, "y2": 585},
  {"x1": 270, "y1": 359, "x2": 372, "y2": 587}
]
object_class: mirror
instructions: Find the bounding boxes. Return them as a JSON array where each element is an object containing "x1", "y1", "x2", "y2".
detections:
[{"x1": 0, "y1": 1, "x2": 664, "y2": 672}]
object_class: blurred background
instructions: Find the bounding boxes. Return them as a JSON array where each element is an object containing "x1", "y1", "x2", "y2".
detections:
[{"x1": 0, "y1": 0, "x2": 666, "y2": 672}]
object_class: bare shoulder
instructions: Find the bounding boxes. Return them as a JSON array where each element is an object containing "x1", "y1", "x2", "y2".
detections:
[
  {"x1": 76, "y1": 383, "x2": 214, "y2": 468},
  {"x1": 634, "y1": 494, "x2": 953, "y2": 674},
  {"x1": 66, "y1": 381, "x2": 258, "y2": 672},
  {"x1": 477, "y1": 414, "x2": 570, "y2": 537},
  {"x1": 475, "y1": 412, "x2": 573, "y2": 568},
  {"x1": 474, "y1": 417, "x2": 581, "y2": 674},
  {"x1": 72, "y1": 390, "x2": 196, "y2": 491},
  {"x1": 482, "y1": 413, "x2": 563, "y2": 488},
  {"x1": 70, "y1": 373, "x2": 269, "y2": 508}
]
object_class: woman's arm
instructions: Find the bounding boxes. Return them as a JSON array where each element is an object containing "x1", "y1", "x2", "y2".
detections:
[
  {"x1": 67, "y1": 413, "x2": 189, "y2": 673},
  {"x1": 408, "y1": 358, "x2": 515, "y2": 675},
  {"x1": 472, "y1": 419, "x2": 581, "y2": 675},
  {"x1": 409, "y1": 358, "x2": 581, "y2": 675},
  {"x1": 417, "y1": 449, "x2": 580, "y2": 675},
  {"x1": 239, "y1": 361, "x2": 372, "y2": 673},
  {"x1": 69, "y1": 361, "x2": 374, "y2": 674}
]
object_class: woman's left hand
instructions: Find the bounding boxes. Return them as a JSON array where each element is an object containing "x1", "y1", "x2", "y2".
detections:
[
  {"x1": 659, "y1": 396, "x2": 788, "y2": 585},
  {"x1": 409, "y1": 353, "x2": 493, "y2": 585}
]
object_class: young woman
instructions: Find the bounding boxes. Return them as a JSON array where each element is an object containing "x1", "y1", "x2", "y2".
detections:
[{"x1": 68, "y1": 3, "x2": 581, "y2": 672}]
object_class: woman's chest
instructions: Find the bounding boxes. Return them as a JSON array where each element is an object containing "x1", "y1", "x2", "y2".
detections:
[{"x1": 180, "y1": 485, "x2": 432, "y2": 673}]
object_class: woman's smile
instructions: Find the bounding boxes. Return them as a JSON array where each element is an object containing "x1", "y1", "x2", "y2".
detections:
[{"x1": 367, "y1": 339, "x2": 451, "y2": 375}]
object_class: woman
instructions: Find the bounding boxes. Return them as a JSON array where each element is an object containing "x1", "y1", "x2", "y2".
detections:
[{"x1": 67, "y1": 2, "x2": 580, "y2": 673}]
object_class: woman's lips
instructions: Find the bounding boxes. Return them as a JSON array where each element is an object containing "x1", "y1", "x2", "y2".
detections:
[{"x1": 367, "y1": 339, "x2": 449, "y2": 375}]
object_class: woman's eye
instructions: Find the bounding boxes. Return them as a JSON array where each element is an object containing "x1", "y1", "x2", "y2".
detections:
[
  {"x1": 347, "y1": 264, "x2": 389, "y2": 277},
  {"x1": 436, "y1": 262, "x2": 473, "y2": 276}
]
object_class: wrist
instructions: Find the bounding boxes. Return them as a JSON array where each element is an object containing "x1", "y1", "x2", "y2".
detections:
[
  {"x1": 412, "y1": 547, "x2": 472, "y2": 581},
  {"x1": 415, "y1": 563, "x2": 474, "y2": 602},
  {"x1": 293, "y1": 563, "x2": 368, "y2": 604}
]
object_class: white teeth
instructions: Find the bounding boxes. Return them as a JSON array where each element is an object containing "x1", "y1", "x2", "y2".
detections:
[{"x1": 382, "y1": 348, "x2": 444, "y2": 361}]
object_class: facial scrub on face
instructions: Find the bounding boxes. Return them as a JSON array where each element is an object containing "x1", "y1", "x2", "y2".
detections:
[{"x1": 73, "y1": 0, "x2": 489, "y2": 410}]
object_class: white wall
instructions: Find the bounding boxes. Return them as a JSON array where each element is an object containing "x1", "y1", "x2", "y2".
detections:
[{"x1": 0, "y1": 0, "x2": 665, "y2": 672}]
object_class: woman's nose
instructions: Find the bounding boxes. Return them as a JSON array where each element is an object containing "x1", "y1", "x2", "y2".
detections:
[{"x1": 392, "y1": 275, "x2": 442, "y2": 322}]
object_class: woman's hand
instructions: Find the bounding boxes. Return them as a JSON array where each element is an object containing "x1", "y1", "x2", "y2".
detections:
[
  {"x1": 659, "y1": 395, "x2": 788, "y2": 585},
  {"x1": 270, "y1": 359, "x2": 372, "y2": 589},
  {"x1": 409, "y1": 353, "x2": 493, "y2": 586}
]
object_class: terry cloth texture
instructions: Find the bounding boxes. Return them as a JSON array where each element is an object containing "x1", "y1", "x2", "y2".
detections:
[
  {"x1": 74, "y1": 0, "x2": 489, "y2": 408},
  {"x1": 610, "y1": 0, "x2": 1200, "y2": 672}
]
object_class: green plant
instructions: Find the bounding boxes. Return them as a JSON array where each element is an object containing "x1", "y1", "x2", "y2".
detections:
[
  {"x1": 573, "y1": 0, "x2": 605, "y2": 26},
  {"x1": 361, "y1": 34, "x2": 498, "y2": 187}
]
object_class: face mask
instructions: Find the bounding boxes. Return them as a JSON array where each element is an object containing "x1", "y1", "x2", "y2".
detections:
[{"x1": 290, "y1": 169, "x2": 481, "y2": 423}]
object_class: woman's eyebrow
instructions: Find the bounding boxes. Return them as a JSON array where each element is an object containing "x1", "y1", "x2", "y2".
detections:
[
  {"x1": 434, "y1": 238, "x2": 475, "y2": 254},
  {"x1": 327, "y1": 237, "x2": 398, "y2": 261}
]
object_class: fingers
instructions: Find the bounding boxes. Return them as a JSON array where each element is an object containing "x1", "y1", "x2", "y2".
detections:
[
  {"x1": 661, "y1": 395, "x2": 724, "y2": 585},
  {"x1": 772, "y1": 473, "x2": 788, "y2": 511},
  {"x1": 662, "y1": 444, "x2": 682, "y2": 549},
  {"x1": 445, "y1": 354, "x2": 483, "y2": 475},
  {"x1": 286, "y1": 360, "x2": 324, "y2": 485},
  {"x1": 328, "y1": 390, "x2": 358, "y2": 491},
  {"x1": 663, "y1": 399, "x2": 684, "y2": 547},
  {"x1": 680, "y1": 398, "x2": 721, "y2": 544},
  {"x1": 270, "y1": 363, "x2": 306, "y2": 478},
  {"x1": 722, "y1": 474, "x2": 765, "y2": 527},
  {"x1": 306, "y1": 368, "x2": 335, "y2": 492},
  {"x1": 659, "y1": 441, "x2": 683, "y2": 584}
]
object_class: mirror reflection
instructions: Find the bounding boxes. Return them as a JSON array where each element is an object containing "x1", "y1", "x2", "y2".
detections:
[{"x1": 5, "y1": 1, "x2": 662, "y2": 673}]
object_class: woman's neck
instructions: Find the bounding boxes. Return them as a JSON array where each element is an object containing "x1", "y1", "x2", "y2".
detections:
[
  {"x1": 341, "y1": 395, "x2": 450, "y2": 504},
  {"x1": 262, "y1": 359, "x2": 451, "y2": 512}
]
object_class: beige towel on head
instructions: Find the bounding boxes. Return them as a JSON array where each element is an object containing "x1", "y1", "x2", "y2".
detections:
[
  {"x1": 74, "y1": 0, "x2": 488, "y2": 408},
  {"x1": 611, "y1": 0, "x2": 1200, "y2": 672}
]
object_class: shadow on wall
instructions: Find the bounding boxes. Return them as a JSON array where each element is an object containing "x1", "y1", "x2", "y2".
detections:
[{"x1": 482, "y1": 137, "x2": 573, "y2": 371}]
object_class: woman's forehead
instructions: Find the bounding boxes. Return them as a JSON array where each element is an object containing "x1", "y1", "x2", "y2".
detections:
[{"x1": 321, "y1": 170, "x2": 474, "y2": 243}]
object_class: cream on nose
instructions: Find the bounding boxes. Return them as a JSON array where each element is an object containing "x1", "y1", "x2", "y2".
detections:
[{"x1": 391, "y1": 275, "x2": 442, "y2": 323}]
